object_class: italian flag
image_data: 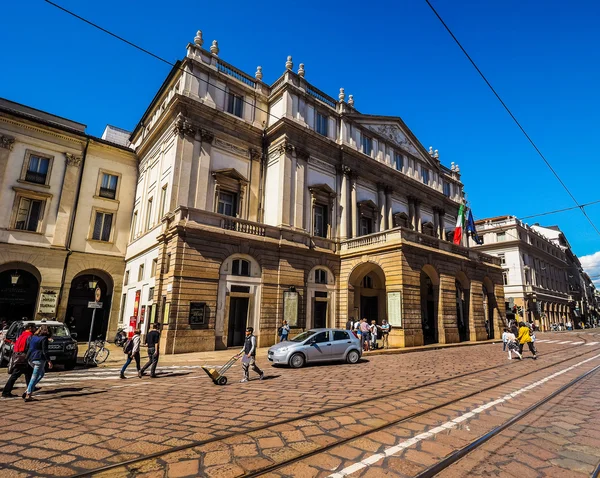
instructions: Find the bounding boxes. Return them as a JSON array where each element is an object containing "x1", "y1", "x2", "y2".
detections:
[{"x1": 453, "y1": 204, "x2": 466, "y2": 245}]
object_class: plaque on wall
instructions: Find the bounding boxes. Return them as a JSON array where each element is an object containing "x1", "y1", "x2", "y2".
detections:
[
  {"x1": 189, "y1": 302, "x2": 208, "y2": 328},
  {"x1": 283, "y1": 291, "x2": 298, "y2": 327},
  {"x1": 387, "y1": 292, "x2": 402, "y2": 327},
  {"x1": 38, "y1": 289, "x2": 58, "y2": 315}
]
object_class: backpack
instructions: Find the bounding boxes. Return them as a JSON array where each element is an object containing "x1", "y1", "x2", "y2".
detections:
[
  {"x1": 123, "y1": 339, "x2": 134, "y2": 354},
  {"x1": 277, "y1": 326, "x2": 283, "y2": 336}
]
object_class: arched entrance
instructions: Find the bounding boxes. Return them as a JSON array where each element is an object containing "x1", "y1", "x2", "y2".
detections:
[
  {"x1": 65, "y1": 271, "x2": 113, "y2": 341},
  {"x1": 0, "y1": 265, "x2": 40, "y2": 323},
  {"x1": 216, "y1": 254, "x2": 262, "y2": 349},
  {"x1": 482, "y1": 277, "x2": 495, "y2": 339},
  {"x1": 348, "y1": 262, "x2": 386, "y2": 324},
  {"x1": 421, "y1": 265, "x2": 439, "y2": 345},
  {"x1": 455, "y1": 272, "x2": 470, "y2": 342}
]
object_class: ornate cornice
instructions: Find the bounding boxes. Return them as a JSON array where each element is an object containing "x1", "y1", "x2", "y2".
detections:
[
  {"x1": 276, "y1": 142, "x2": 295, "y2": 156},
  {"x1": 0, "y1": 134, "x2": 15, "y2": 150},
  {"x1": 200, "y1": 129, "x2": 214, "y2": 143},
  {"x1": 173, "y1": 113, "x2": 196, "y2": 138},
  {"x1": 65, "y1": 153, "x2": 82, "y2": 167}
]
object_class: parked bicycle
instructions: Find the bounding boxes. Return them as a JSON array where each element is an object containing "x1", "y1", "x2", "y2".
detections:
[{"x1": 83, "y1": 336, "x2": 110, "y2": 366}]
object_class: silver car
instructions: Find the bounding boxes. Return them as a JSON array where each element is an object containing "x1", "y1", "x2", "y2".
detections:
[{"x1": 268, "y1": 328, "x2": 362, "y2": 368}]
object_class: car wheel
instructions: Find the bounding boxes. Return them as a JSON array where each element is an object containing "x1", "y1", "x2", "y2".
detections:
[
  {"x1": 346, "y1": 349, "x2": 360, "y2": 364},
  {"x1": 289, "y1": 353, "x2": 305, "y2": 369}
]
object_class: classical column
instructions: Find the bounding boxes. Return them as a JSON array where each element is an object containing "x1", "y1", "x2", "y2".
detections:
[
  {"x1": 195, "y1": 129, "x2": 214, "y2": 210},
  {"x1": 433, "y1": 208, "x2": 439, "y2": 239},
  {"x1": 52, "y1": 152, "x2": 83, "y2": 248},
  {"x1": 386, "y1": 187, "x2": 393, "y2": 229},
  {"x1": 339, "y1": 167, "x2": 349, "y2": 239},
  {"x1": 350, "y1": 174, "x2": 357, "y2": 238},
  {"x1": 438, "y1": 210, "x2": 445, "y2": 240},
  {"x1": 0, "y1": 134, "x2": 15, "y2": 193},
  {"x1": 378, "y1": 185, "x2": 387, "y2": 231},
  {"x1": 415, "y1": 200, "x2": 422, "y2": 233}
]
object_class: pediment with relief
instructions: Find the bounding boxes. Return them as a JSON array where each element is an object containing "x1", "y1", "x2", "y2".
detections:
[{"x1": 364, "y1": 124, "x2": 420, "y2": 156}]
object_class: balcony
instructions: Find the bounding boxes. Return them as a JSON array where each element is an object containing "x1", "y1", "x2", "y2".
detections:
[
  {"x1": 168, "y1": 207, "x2": 337, "y2": 252},
  {"x1": 341, "y1": 227, "x2": 502, "y2": 266}
]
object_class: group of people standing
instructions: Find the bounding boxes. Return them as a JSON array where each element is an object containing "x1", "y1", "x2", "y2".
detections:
[
  {"x1": 502, "y1": 320, "x2": 537, "y2": 360},
  {"x1": 2, "y1": 323, "x2": 53, "y2": 401},
  {"x1": 346, "y1": 318, "x2": 391, "y2": 351}
]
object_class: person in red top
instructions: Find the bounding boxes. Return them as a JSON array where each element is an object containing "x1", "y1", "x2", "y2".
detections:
[{"x1": 2, "y1": 323, "x2": 35, "y2": 398}]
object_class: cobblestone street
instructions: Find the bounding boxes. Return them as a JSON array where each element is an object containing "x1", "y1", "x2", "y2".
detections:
[{"x1": 1, "y1": 331, "x2": 600, "y2": 477}]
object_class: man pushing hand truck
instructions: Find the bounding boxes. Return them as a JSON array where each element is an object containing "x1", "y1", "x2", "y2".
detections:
[{"x1": 234, "y1": 327, "x2": 264, "y2": 383}]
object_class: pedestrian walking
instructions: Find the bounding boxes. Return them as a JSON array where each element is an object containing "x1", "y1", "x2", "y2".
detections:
[
  {"x1": 369, "y1": 320, "x2": 379, "y2": 350},
  {"x1": 517, "y1": 321, "x2": 537, "y2": 360},
  {"x1": 278, "y1": 320, "x2": 290, "y2": 342},
  {"x1": 360, "y1": 318, "x2": 370, "y2": 351},
  {"x1": 501, "y1": 328, "x2": 509, "y2": 352},
  {"x1": 139, "y1": 323, "x2": 160, "y2": 378},
  {"x1": 120, "y1": 329, "x2": 141, "y2": 379},
  {"x1": 380, "y1": 320, "x2": 391, "y2": 349},
  {"x1": 505, "y1": 330, "x2": 522, "y2": 360},
  {"x1": 346, "y1": 317, "x2": 354, "y2": 330},
  {"x1": 23, "y1": 325, "x2": 53, "y2": 402},
  {"x1": 2, "y1": 323, "x2": 35, "y2": 398},
  {"x1": 235, "y1": 327, "x2": 264, "y2": 383}
]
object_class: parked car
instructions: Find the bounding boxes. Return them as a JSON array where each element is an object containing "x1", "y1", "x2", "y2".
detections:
[
  {"x1": 0, "y1": 320, "x2": 78, "y2": 370},
  {"x1": 268, "y1": 328, "x2": 362, "y2": 368}
]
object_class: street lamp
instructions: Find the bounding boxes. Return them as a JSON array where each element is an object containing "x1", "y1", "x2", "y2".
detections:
[
  {"x1": 88, "y1": 276, "x2": 98, "y2": 290},
  {"x1": 10, "y1": 271, "x2": 20, "y2": 286}
]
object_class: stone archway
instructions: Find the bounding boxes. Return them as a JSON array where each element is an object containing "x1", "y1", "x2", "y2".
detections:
[
  {"x1": 0, "y1": 262, "x2": 41, "y2": 323},
  {"x1": 455, "y1": 271, "x2": 470, "y2": 342},
  {"x1": 348, "y1": 262, "x2": 386, "y2": 326},
  {"x1": 421, "y1": 265, "x2": 439, "y2": 345},
  {"x1": 65, "y1": 269, "x2": 113, "y2": 341}
]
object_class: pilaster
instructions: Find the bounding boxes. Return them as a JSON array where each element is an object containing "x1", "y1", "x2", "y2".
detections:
[
  {"x1": 0, "y1": 133, "x2": 15, "y2": 193},
  {"x1": 350, "y1": 174, "x2": 357, "y2": 238},
  {"x1": 52, "y1": 152, "x2": 83, "y2": 248},
  {"x1": 378, "y1": 185, "x2": 386, "y2": 231}
]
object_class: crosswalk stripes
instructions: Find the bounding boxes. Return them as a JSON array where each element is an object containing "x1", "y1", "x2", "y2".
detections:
[{"x1": 586, "y1": 342, "x2": 599, "y2": 346}]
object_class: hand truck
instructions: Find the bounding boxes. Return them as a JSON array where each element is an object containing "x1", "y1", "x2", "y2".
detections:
[{"x1": 201, "y1": 355, "x2": 239, "y2": 385}]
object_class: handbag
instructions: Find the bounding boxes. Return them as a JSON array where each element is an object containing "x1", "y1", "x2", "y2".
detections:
[{"x1": 7, "y1": 352, "x2": 27, "y2": 374}]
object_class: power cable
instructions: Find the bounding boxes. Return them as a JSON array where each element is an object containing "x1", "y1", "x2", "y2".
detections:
[
  {"x1": 43, "y1": 0, "x2": 600, "y2": 243},
  {"x1": 423, "y1": 0, "x2": 600, "y2": 238},
  {"x1": 519, "y1": 199, "x2": 600, "y2": 220}
]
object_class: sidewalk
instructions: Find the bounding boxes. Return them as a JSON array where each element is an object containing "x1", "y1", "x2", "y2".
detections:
[{"x1": 94, "y1": 336, "x2": 504, "y2": 368}]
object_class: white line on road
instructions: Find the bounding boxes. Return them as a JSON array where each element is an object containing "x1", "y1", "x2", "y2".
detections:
[
  {"x1": 328, "y1": 353, "x2": 600, "y2": 477},
  {"x1": 557, "y1": 341, "x2": 573, "y2": 344},
  {"x1": 586, "y1": 342, "x2": 599, "y2": 346}
]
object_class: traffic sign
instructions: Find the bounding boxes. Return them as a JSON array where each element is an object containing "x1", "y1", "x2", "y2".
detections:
[{"x1": 88, "y1": 301, "x2": 103, "y2": 309}]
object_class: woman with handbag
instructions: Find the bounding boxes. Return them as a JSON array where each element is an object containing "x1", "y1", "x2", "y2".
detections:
[
  {"x1": 2, "y1": 323, "x2": 36, "y2": 399},
  {"x1": 23, "y1": 325, "x2": 53, "y2": 402}
]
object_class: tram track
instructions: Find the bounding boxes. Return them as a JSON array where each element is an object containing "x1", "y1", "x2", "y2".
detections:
[
  {"x1": 413, "y1": 363, "x2": 600, "y2": 478},
  {"x1": 77, "y1": 333, "x2": 596, "y2": 478}
]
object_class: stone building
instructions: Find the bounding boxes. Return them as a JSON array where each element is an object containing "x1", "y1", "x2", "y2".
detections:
[
  {"x1": 121, "y1": 31, "x2": 505, "y2": 354},
  {"x1": 0, "y1": 98, "x2": 137, "y2": 341},
  {"x1": 473, "y1": 216, "x2": 572, "y2": 330}
]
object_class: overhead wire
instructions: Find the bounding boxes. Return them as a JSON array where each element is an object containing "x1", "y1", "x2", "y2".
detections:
[
  {"x1": 423, "y1": 0, "x2": 600, "y2": 238},
  {"x1": 43, "y1": 0, "x2": 600, "y2": 249}
]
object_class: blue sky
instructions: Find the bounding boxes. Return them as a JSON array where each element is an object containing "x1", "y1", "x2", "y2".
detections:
[{"x1": 2, "y1": 1, "x2": 599, "y2": 271}]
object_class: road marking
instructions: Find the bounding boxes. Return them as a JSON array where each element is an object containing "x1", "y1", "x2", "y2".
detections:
[
  {"x1": 571, "y1": 342, "x2": 585, "y2": 345},
  {"x1": 328, "y1": 353, "x2": 600, "y2": 477},
  {"x1": 557, "y1": 341, "x2": 572, "y2": 344},
  {"x1": 586, "y1": 342, "x2": 599, "y2": 346},
  {"x1": 544, "y1": 340, "x2": 559, "y2": 343}
]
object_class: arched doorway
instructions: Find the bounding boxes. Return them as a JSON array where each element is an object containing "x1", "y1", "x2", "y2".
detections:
[
  {"x1": 65, "y1": 271, "x2": 113, "y2": 341},
  {"x1": 0, "y1": 266, "x2": 40, "y2": 323},
  {"x1": 421, "y1": 265, "x2": 439, "y2": 345},
  {"x1": 455, "y1": 272, "x2": 470, "y2": 342},
  {"x1": 348, "y1": 262, "x2": 386, "y2": 325},
  {"x1": 482, "y1": 277, "x2": 495, "y2": 339},
  {"x1": 216, "y1": 254, "x2": 262, "y2": 349}
]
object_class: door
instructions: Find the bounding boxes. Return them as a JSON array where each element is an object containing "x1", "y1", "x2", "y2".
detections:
[
  {"x1": 227, "y1": 297, "x2": 249, "y2": 347},
  {"x1": 330, "y1": 329, "x2": 353, "y2": 360},
  {"x1": 360, "y1": 296, "x2": 378, "y2": 322},
  {"x1": 314, "y1": 300, "x2": 327, "y2": 328},
  {"x1": 304, "y1": 330, "x2": 332, "y2": 362}
]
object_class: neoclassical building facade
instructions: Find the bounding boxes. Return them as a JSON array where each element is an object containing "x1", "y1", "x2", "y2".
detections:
[
  {"x1": 120, "y1": 31, "x2": 505, "y2": 354},
  {"x1": 0, "y1": 98, "x2": 137, "y2": 341}
]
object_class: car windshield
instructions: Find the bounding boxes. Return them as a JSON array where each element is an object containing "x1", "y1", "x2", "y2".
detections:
[
  {"x1": 290, "y1": 330, "x2": 317, "y2": 343},
  {"x1": 49, "y1": 326, "x2": 71, "y2": 338}
]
